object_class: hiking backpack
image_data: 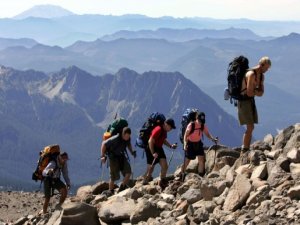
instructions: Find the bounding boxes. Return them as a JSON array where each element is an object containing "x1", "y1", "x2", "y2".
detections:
[
  {"x1": 136, "y1": 112, "x2": 166, "y2": 149},
  {"x1": 103, "y1": 118, "x2": 128, "y2": 140},
  {"x1": 225, "y1": 55, "x2": 249, "y2": 102},
  {"x1": 179, "y1": 108, "x2": 206, "y2": 143},
  {"x1": 32, "y1": 144, "x2": 60, "y2": 181}
]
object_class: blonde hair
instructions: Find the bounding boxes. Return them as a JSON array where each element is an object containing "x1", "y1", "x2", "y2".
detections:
[{"x1": 259, "y1": 56, "x2": 271, "y2": 66}]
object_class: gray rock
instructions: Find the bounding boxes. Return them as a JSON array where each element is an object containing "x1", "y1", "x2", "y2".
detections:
[
  {"x1": 287, "y1": 185, "x2": 300, "y2": 200},
  {"x1": 13, "y1": 217, "x2": 28, "y2": 225},
  {"x1": 250, "y1": 163, "x2": 268, "y2": 180},
  {"x1": 287, "y1": 148, "x2": 300, "y2": 163},
  {"x1": 267, "y1": 149, "x2": 282, "y2": 160},
  {"x1": 130, "y1": 199, "x2": 161, "y2": 224},
  {"x1": 251, "y1": 141, "x2": 271, "y2": 151},
  {"x1": 76, "y1": 185, "x2": 92, "y2": 202},
  {"x1": 98, "y1": 196, "x2": 136, "y2": 223},
  {"x1": 91, "y1": 181, "x2": 109, "y2": 195},
  {"x1": 289, "y1": 163, "x2": 300, "y2": 180},
  {"x1": 264, "y1": 134, "x2": 274, "y2": 146},
  {"x1": 181, "y1": 188, "x2": 202, "y2": 204},
  {"x1": 274, "y1": 125, "x2": 295, "y2": 150},
  {"x1": 54, "y1": 202, "x2": 100, "y2": 225},
  {"x1": 223, "y1": 174, "x2": 252, "y2": 211},
  {"x1": 276, "y1": 156, "x2": 290, "y2": 172}
]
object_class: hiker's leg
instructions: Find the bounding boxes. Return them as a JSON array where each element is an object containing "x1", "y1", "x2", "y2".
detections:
[
  {"x1": 197, "y1": 156, "x2": 205, "y2": 174},
  {"x1": 109, "y1": 179, "x2": 115, "y2": 190},
  {"x1": 159, "y1": 158, "x2": 168, "y2": 179},
  {"x1": 121, "y1": 160, "x2": 132, "y2": 186},
  {"x1": 43, "y1": 197, "x2": 50, "y2": 214},
  {"x1": 59, "y1": 187, "x2": 67, "y2": 204},
  {"x1": 122, "y1": 173, "x2": 131, "y2": 186},
  {"x1": 109, "y1": 159, "x2": 120, "y2": 190},
  {"x1": 243, "y1": 124, "x2": 254, "y2": 149},
  {"x1": 43, "y1": 178, "x2": 51, "y2": 213},
  {"x1": 181, "y1": 158, "x2": 190, "y2": 173}
]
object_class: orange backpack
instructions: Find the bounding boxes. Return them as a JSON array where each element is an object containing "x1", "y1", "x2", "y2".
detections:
[{"x1": 32, "y1": 145, "x2": 60, "y2": 181}]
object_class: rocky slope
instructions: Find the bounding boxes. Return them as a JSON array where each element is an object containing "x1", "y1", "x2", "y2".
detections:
[{"x1": 2, "y1": 123, "x2": 300, "y2": 225}]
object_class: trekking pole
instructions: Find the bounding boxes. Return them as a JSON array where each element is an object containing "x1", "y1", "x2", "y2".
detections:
[{"x1": 168, "y1": 143, "x2": 177, "y2": 166}]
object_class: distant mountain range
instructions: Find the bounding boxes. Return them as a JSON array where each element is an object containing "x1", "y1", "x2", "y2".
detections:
[
  {"x1": 0, "y1": 37, "x2": 38, "y2": 50},
  {"x1": 14, "y1": 5, "x2": 74, "y2": 19},
  {"x1": 101, "y1": 27, "x2": 268, "y2": 42},
  {"x1": 1, "y1": 33, "x2": 299, "y2": 95},
  {"x1": 0, "y1": 65, "x2": 243, "y2": 189},
  {"x1": 0, "y1": 5, "x2": 300, "y2": 45}
]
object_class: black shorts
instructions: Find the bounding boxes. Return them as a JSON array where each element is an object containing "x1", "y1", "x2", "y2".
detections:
[
  {"x1": 44, "y1": 178, "x2": 66, "y2": 198},
  {"x1": 185, "y1": 141, "x2": 204, "y2": 160},
  {"x1": 145, "y1": 146, "x2": 166, "y2": 165}
]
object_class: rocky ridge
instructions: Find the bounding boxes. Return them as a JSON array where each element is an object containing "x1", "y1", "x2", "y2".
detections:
[{"x1": 2, "y1": 123, "x2": 300, "y2": 225}]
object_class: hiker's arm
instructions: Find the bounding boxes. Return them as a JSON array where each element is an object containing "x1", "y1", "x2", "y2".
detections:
[
  {"x1": 204, "y1": 127, "x2": 218, "y2": 143},
  {"x1": 100, "y1": 142, "x2": 108, "y2": 161},
  {"x1": 183, "y1": 126, "x2": 191, "y2": 150},
  {"x1": 164, "y1": 140, "x2": 177, "y2": 149},
  {"x1": 62, "y1": 163, "x2": 71, "y2": 187},
  {"x1": 148, "y1": 137, "x2": 156, "y2": 155},
  {"x1": 127, "y1": 143, "x2": 137, "y2": 158},
  {"x1": 246, "y1": 72, "x2": 256, "y2": 97},
  {"x1": 42, "y1": 161, "x2": 56, "y2": 177}
]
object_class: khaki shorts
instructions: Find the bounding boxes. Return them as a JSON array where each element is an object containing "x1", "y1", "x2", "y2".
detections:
[
  {"x1": 238, "y1": 98, "x2": 258, "y2": 125},
  {"x1": 109, "y1": 157, "x2": 131, "y2": 181}
]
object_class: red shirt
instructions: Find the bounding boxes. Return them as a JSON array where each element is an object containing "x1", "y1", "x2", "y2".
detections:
[{"x1": 150, "y1": 126, "x2": 167, "y2": 148}]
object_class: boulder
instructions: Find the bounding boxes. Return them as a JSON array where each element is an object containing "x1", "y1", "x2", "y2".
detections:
[
  {"x1": 263, "y1": 134, "x2": 274, "y2": 146},
  {"x1": 181, "y1": 188, "x2": 202, "y2": 204},
  {"x1": 287, "y1": 185, "x2": 300, "y2": 200},
  {"x1": 130, "y1": 199, "x2": 161, "y2": 224},
  {"x1": 251, "y1": 141, "x2": 271, "y2": 151},
  {"x1": 276, "y1": 156, "x2": 290, "y2": 172},
  {"x1": 49, "y1": 202, "x2": 100, "y2": 225},
  {"x1": 223, "y1": 174, "x2": 252, "y2": 211},
  {"x1": 91, "y1": 182, "x2": 109, "y2": 195},
  {"x1": 98, "y1": 196, "x2": 136, "y2": 223},
  {"x1": 289, "y1": 163, "x2": 300, "y2": 180},
  {"x1": 274, "y1": 125, "x2": 295, "y2": 150},
  {"x1": 287, "y1": 148, "x2": 300, "y2": 163},
  {"x1": 250, "y1": 163, "x2": 268, "y2": 180},
  {"x1": 267, "y1": 149, "x2": 282, "y2": 160},
  {"x1": 76, "y1": 185, "x2": 92, "y2": 202}
]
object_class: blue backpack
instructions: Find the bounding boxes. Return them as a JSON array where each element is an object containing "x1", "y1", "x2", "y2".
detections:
[
  {"x1": 136, "y1": 112, "x2": 166, "y2": 149},
  {"x1": 179, "y1": 108, "x2": 200, "y2": 144}
]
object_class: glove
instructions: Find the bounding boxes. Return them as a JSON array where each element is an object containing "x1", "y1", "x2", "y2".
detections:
[
  {"x1": 132, "y1": 151, "x2": 137, "y2": 158},
  {"x1": 171, "y1": 143, "x2": 178, "y2": 149},
  {"x1": 212, "y1": 137, "x2": 218, "y2": 144}
]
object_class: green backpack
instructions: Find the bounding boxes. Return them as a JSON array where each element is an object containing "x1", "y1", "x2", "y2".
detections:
[{"x1": 103, "y1": 118, "x2": 128, "y2": 140}]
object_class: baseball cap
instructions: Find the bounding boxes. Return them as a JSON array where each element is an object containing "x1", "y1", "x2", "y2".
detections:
[{"x1": 165, "y1": 118, "x2": 176, "y2": 129}]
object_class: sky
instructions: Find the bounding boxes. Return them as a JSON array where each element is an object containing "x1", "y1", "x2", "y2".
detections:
[{"x1": 0, "y1": 0, "x2": 300, "y2": 21}]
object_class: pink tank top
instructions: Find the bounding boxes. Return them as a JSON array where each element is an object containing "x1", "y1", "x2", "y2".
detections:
[{"x1": 186, "y1": 122, "x2": 209, "y2": 142}]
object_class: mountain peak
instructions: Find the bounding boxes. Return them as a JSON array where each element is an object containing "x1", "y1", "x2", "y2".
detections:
[{"x1": 14, "y1": 4, "x2": 75, "y2": 19}]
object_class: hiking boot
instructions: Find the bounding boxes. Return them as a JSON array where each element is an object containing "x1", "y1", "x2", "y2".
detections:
[
  {"x1": 199, "y1": 171, "x2": 205, "y2": 177},
  {"x1": 142, "y1": 175, "x2": 152, "y2": 185},
  {"x1": 176, "y1": 172, "x2": 186, "y2": 181},
  {"x1": 117, "y1": 184, "x2": 128, "y2": 193},
  {"x1": 102, "y1": 189, "x2": 114, "y2": 197},
  {"x1": 159, "y1": 178, "x2": 168, "y2": 190}
]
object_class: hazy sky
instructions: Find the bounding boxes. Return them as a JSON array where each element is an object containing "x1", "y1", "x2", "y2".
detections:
[{"x1": 1, "y1": 0, "x2": 300, "y2": 21}]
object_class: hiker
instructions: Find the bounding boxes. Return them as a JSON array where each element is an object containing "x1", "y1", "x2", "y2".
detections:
[
  {"x1": 143, "y1": 118, "x2": 177, "y2": 189},
  {"x1": 238, "y1": 56, "x2": 271, "y2": 153},
  {"x1": 42, "y1": 152, "x2": 70, "y2": 214},
  {"x1": 180, "y1": 111, "x2": 218, "y2": 177},
  {"x1": 100, "y1": 127, "x2": 136, "y2": 196}
]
